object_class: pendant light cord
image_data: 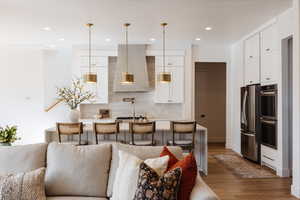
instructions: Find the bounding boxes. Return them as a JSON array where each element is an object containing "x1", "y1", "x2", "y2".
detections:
[
  {"x1": 162, "y1": 23, "x2": 166, "y2": 73},
  {"x1": 88, "y1": 24, "x2": 92, "y2": 74},
  {"x1": 126, "y1": 24, "x2": 129, "y2": 73}
]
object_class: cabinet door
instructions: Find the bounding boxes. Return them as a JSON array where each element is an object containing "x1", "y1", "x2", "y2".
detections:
[
  {"x1": 261, "y1": 24, "x2": 278, "y2": 83},
  {"x1": 245, "y1": 34, "x2": 260, "y2": 85},
  {"x1": 170, "y1": 67, "x2": 184, "y2": 103},
  {"x1": 154, "y1": 66, "x2": 184, "y2": 103},
  {"x1": 154, "y1": 67, "x2": 171, "y2": 103},
  {"x1": 80, "y1": 66, "x2": 108, "y2": 104}
]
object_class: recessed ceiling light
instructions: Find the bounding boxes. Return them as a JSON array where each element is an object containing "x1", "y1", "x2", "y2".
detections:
[
  {"x1": 58, "y1": 38, "x2": 65, "y2": 41},
  {"x1": 105, "y1": 38, "x2": 111, "y2": 42},
  {"x1": 205, "y1": 27, "x2": 212, "y2": 31},
  {"x1": 42, "y1": 27, "x2": 52, "y2": 31},
  {"x1": 195, "y1": 38, "x2": 201, "y2": 41},
  {"x1": 149, "y1": 38, "x2": 156, "y2": 42}
]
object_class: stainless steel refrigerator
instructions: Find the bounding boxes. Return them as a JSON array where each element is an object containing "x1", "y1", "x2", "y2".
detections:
[{"x1": 241, "y1": 84, "x2": 261, "y2": 163}]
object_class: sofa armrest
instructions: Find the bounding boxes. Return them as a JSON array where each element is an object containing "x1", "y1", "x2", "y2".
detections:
[{"x1": 190, "y1": 175, "x2": 219, "y2": 200}]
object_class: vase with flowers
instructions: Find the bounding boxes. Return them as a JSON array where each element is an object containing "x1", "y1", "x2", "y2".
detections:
[
  {"x1": 56, "y1": 78, "x2": 95, "y2": 122},
  {"x1": 0, "y1": 125, "x2": 20, "y2": 146}
]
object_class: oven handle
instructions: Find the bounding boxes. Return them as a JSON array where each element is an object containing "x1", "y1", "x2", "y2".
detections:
[
  {"x1": 261, "y1": 91, "x2": 277, "y2": 95},
  {"x1": 260, "y1": 118, "x2": 276, "y2": 125}
]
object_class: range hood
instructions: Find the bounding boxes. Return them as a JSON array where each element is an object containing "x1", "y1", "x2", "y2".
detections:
[{"x1": 113, "y1": 44, "x2": 150, "y2": 92}]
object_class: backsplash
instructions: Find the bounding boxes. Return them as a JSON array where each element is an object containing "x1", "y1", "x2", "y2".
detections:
[{"x1": 80, "y1": 56, "x2": 183, "y2": 119}]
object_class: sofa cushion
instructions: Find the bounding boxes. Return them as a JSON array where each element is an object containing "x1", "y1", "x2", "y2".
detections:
[
  {"x1": 0, "y1": 168, "x2": 46, "y2": 200},
  {"x1": 45, "y1": 142, "x2": 111, "y2": 197},
  {"x1": 107, "y1": 143, "x2": 183, "y2": 197},
  {"x1": 0, "y1": 143, "x2": 47, "y2": 175},
  {"x1": 47, "y1": 197, "x2": 107, "y2": 200}
]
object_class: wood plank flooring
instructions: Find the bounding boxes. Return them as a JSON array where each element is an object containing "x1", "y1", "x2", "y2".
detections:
[{"x1": 202, "y1": 143, "x2": 297, "y2": 200}]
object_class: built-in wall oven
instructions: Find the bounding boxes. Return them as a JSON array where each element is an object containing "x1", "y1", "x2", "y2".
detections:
[{"x1": 260, "y1": 84, "x2": 277, "y2": 149}]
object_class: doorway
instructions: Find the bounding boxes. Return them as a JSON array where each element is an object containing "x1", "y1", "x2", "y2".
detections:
[
  {"x1": 282, "y1": 37, "x2": 293, "y2": 177},
  {"x1": 195, "y1": 62, "x2": 226, "y2": 143}
]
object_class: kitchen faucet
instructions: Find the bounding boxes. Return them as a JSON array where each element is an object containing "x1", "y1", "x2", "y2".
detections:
[{"x1": 122, "y1": 97, "x2": 136, "y2": 120}]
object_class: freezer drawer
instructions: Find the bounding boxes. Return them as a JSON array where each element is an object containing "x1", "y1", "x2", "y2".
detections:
[{"x1": 241, "y1": 132, "x2": 258, "y2": 162}]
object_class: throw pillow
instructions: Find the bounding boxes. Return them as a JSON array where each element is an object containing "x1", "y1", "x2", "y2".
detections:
[
  {"x1": 133, "y1": 162, "x2": 182, "y2": 200},
  {"x1": 160, "y1": 146, "x2": 198, "y2": 200},
  {"x1": 0, "y1": 168, "x2": 46, "y2": 200},
  {"x1": 111, "y1": 150, "x2": 169, "y2": 200}
]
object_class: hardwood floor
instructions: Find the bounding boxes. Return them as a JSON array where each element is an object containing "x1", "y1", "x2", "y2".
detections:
[{"x1": 202, "y1": 143, "x2": 297, "y2": 200}]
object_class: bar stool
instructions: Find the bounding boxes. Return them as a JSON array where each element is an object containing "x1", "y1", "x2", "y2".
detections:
[
  {"x1": 129, "y1": 121, "x2": 156, "y2": 146},
  {"x1": 56, "y1": 122, "x2": 87, "y2": 145},
  {"x1": 167, "y1": 121, "x2": 197, "y2": 152},
  {"x1": 93, "y1": 122, "x2": 120, "y2": 144}
]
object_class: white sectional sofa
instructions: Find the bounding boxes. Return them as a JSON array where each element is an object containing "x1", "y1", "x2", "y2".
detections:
[{"x1": 0, "y1": 142, "x2": 219, "y2": 200}]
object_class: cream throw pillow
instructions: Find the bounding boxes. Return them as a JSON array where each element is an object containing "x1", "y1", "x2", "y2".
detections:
[
  {"x1": 111, "y1": 150, "x2": 169, "y2": 200},
  {"x1": 0, "y1": 168, "x2": 46, "y2": 200}
]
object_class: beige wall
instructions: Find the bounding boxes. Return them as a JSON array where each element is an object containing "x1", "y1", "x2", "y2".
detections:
[{"x1": 195, "y1": 62, "x2": 226, "y2": 143}]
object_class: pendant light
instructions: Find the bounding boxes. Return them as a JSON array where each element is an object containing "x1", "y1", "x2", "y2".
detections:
[
  {"x1": 121, "y1": 23, "x2": 134, "y2": 84},
  {"x1": 159, "y1": 23, "x2": 171, "y2": 83},
  {"x1": 84, "y1": 23, "x2": 97, "y2": 83}
]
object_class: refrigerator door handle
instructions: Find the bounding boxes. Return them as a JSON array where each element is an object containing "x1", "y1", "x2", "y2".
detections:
[{"x1": 242, "y1": 90, "x2": 248, "y2": 126}]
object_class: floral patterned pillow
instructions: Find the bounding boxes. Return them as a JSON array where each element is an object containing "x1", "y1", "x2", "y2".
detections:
[{"x1": 133, "y1": 162, "x2": 182, "y2": 200}]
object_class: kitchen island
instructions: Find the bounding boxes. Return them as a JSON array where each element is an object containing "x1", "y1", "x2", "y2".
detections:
[{"x1": 45, "y1": 119, "x2": 208, "y2": 175}]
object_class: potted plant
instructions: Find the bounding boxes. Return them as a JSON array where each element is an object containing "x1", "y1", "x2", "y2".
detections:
[
  {"x1": 0, "y1": 125, "x2": 19, "y2": 146},
  {"x1": 57, "y1": 78, "x2": 95, "y2": 122}
]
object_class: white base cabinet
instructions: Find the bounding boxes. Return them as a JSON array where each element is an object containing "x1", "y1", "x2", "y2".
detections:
[{"x1": 261, "y1": 144, "x2": 278, "y2": 170}]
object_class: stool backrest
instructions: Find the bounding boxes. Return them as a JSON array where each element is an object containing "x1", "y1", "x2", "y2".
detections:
[
  {"x1": 93, "y1": 122, "x2": 120, "y2": 134},
  {"x1": 130, "y1": 121, "x2": 155, "y2": 134},
  {"x1": 56, "y1": 122, "x2": 83, "y2": 135}
]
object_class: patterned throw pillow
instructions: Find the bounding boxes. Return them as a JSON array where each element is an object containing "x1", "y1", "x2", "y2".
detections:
[
  {"x1": 133, "y1": 163, "x2": 182, "y2": 200},
  {"x1": 0, "y1": 168, "x2": 46, "y2": 200}
]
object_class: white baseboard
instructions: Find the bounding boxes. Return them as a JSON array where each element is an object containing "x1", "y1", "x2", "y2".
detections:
[
  {"x1": 291, "y1": 184, "x2": 300, "y2": 198},
  {"x1": 277, "y1": 167, "x2": 292, "y2": 177}
]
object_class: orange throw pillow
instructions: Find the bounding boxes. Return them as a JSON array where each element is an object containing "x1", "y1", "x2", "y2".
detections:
[{"x1": 160, "y1": 146, "x2": 197, "y2": 200}]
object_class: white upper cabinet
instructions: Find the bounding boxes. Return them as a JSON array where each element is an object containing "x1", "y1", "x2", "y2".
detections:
[
  {"x1": 154, "y1": 56, "x2": 184, "y2": 103},
  {"x1": 244, "y1": 33, "x2": 260, "y2": 85},
  {"x1": 260, "y1": 24, "x2": 278, "y2": 84},
  {"x1": 73, "y1": 51, "x2": 109, "y2": 104}
]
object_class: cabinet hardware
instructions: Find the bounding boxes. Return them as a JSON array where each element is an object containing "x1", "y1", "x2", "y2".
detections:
[
  {"x1": 266, "y1": 48, "x2": 271, "y2": 51},
  {"x1": 249, "y1": 56, "x2": 253, "y2": 58},
  {"x1": 168, "y1": 63, "x2": 172, "y2": 65},
  {"x1": 266, "y1": 78, "x2": 270, "y2": 80}
]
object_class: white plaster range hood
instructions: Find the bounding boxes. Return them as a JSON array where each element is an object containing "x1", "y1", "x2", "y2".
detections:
[{"x1": 113, "y1": 44, "x2": 150, "y2": 92}]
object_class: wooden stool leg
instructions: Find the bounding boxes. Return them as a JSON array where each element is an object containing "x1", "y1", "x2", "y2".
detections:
[{"x1": 95, "y1": 133, "x2": 99, "y2": 144}]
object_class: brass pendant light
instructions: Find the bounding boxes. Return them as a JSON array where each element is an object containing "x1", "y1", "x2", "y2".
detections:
[
  {"x1": 121, "y1": 23, "x2": 134, "y2": 84},
  {"x1": 84, "y1": 23, "x2": 97, "y2": 83},
  {"x1": 159, "y1": 23, "x2": 171, "y2": 83}
]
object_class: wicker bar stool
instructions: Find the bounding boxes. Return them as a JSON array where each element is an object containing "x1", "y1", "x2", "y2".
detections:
[
  {"x1": 167, "y1": 121, "x2": 197, "y2": 152},
  {"x1": 93, "y1": 122, "x2": 120, "y2": 144},
  {"x1": 129, "y1": 121, "x2": 156, "y2": 146},
  {"x1": 56, "y1": 122, "x2": 87, "y2": 146}
]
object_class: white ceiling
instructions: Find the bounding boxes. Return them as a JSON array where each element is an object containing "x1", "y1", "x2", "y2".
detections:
[{"x1": 0, "y1": 0, "x2": 292, "y2": 47}]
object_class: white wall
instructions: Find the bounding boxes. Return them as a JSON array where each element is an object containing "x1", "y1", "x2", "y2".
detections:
[
  {"x1": 0, "y1": 46, "x2": 45, "y2": 144},
  {"x1": 43, "y1": 48, "x2": 72, "y2": 124},
  {"x1": 229, "y1": 41, "x2": 244, "y2": 154},
  {"x1": 0, "y1": 47, "x2": 72, "y2": 144}
]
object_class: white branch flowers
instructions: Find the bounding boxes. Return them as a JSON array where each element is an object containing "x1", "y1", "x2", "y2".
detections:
[{"x1": 57, "y1": 78, "x2": 95, "y2": 110}]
